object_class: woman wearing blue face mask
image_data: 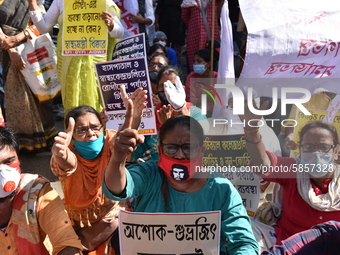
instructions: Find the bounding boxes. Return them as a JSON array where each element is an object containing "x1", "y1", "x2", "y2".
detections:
[
  {"x1": 152, "y1": 31, "x2": 178, "y2": 66},
  {"x1": 241, "y1": 104, "x2": 340, "y2": 251},
  {"x1": 49, "y1": 88, "x2": 147, "y2": 254},
  {"x1": 185, "y1": 48, "x2": 218, "y2": 118}
]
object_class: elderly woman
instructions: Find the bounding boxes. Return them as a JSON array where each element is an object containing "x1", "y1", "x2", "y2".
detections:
[
  {"x1": 241, "y1": 105, "x2": 340, "y2": 245},
  {"x1": 51, "y1": 88, "x2": 147, "y2": 254},
  {"x1": 103, "y1": 109, "x2": 259, "y2": 254}
]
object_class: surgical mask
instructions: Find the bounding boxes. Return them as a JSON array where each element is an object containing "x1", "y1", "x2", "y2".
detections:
[
  {"x1": 300, "y1": 152, "x2": 334, "y2": 178},
  {"x1": 155, "y1": 41, "x2": 166, "y2": 47},
  {"x1": 158, "y1": 147, "x2": 202, "y2": 182},
  {"x1": 149, "y1": 71, "x2": 159, "y2": 84},
  {"x1": 73, "y1": 134, "x2": 105, "y2": 159},
  {"x1": 193, "y1": 64, "x2": 207, "y2": 75},
  {"x1": 0, "y1": 162, "x2": 21, "y2": 198},
  {"x1": 157, "y1": 91, "x2": 170, "y2": 106}
]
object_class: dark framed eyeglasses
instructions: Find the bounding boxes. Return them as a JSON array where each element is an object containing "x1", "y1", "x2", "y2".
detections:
[
  {"x1": 300, "y1": 143, "x2": 335, "y2": 153},
  {"x1": 148, "y1": 63, "x2": 164, "y2": 69},
  {"x1": 161, "y1": 144, "x2": 199, "y2": 155},
  {"x1": 74, "y1": 124, "x2": 103, "y2": 136},
  {"x1": 0, "y1": 190, "x2": 16, "y2": 203}
]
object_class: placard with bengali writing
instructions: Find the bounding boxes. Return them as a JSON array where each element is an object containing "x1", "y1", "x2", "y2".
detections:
[
  {"x1": 112, "y1": 33, "x2": 146, "y2": 60},
  {"x1": 202, "y1": 135, "x2": 249, "y2": 168},
  {"x1": 202, "y1": 135, "x2": 259, "y2": 217},
  {"x1": 119, "y1": 210, "x2": 220, "y2": 255},
  {"x1": 95, "y1": 57, "x2": 156, "y2": 135},
  {"x1": 63, "y1": 0, "x2": 107, "y2": 56}
]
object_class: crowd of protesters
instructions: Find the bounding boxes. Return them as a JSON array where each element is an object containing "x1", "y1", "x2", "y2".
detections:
[{"x1": 0, "y1": 0, "x2": 340, "y2": 254}]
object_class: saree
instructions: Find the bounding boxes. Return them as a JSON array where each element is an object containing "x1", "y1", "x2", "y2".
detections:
[{"x1": 0, "y1": 0, "x2": 57, "y2": 152}]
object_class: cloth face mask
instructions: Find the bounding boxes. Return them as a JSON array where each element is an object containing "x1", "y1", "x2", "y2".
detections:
[{"x1": 73, "y1": 133, "x2": 105, "y2": 159}]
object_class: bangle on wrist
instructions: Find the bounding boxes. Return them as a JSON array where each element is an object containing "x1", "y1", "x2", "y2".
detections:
[
  {"x1": 171, "y1": 103, "x2": 185, "y2": 112},
  {"x1": 244, "y1": 127, "x2": 260, "y2": 136},
  {"x1": 244, "y1": 134, "x2": 262, "y2": 144},
  {"x1": 23, "y1": 29, "x2": 30, "y2": 39}
]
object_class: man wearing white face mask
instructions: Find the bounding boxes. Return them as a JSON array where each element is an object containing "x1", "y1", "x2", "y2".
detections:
[
  {"x1": 0, "y1": 127, "x2": 83, "y2": 254},
  {"x1": 240, "y1": 105, "x2": 340, "y2": 249},
  {"x1": 153, "y1": 31, "x2": 178, "y2": 66}
]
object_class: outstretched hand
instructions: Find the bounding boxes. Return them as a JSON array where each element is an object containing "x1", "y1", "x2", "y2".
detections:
[
  {"x1": 52, "y1": 117, "x2": 75, "y2": 160},
  {"x1": 120, "y1": 85, "x2": 147, "y2": 117},
  {"x1": 113, "y1": 100, "x2": 144, "y2": 162},
  {"x1": 120, "y1": 85, "x2": 147, "y2": 129},
  {"x1": 164, "y1": 76, "x2": 186, "y2": 110},
  {"x1": 156, "y1": 104, "x2": 173, "y2": 125}
]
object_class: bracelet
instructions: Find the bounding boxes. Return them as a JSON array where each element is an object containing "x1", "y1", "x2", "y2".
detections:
[
  {"x1": 244, "y1": 134, "x2": 262, "y2": 144},
  {"x1": 171, "y1": 103, "x2": 185, "y2": 112},
  {"x1": 23, "y1": 29, "x2": 30, "y2": 39},
  {"x1": 244, "y1": 127, "x2": 260, "y2": 136}
]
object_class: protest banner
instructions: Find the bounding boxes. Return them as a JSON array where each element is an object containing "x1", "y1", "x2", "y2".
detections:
[
  {"x1": 63, "y1": 0, "x2": 107, "y2": 56},
  {"x1": 119, "y1": 210, "x2": 220, "y2": 255},
  {"x1": 95, "y1": 57, "x2": 156, "y2": 134},
  {"x1": 237, "y1": 0, "x2": 340, "y2": 97}
]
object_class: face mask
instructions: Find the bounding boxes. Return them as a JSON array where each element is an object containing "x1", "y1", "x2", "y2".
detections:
[
  {"x1": 155, "y1": 41, "x2": 166, "y2": 47},
  {"x1": 158, "y1": 147, "x2": 202, "y2": 182},
  {"x1": 0, "y1": 162, "x2": 21, "y2": 198},
  {"x1": 300, "y1": 152, "x2": 334, "y2": 178},
  {"x1": 157, "y1": 91, "x2": 170, "y2": 106},
  {"x1": 193, "y1": 64, "x2": 207, "y2": 75},
  {"x1": 149, "y1": 71, "x2": 159, "y2": 84},
  {"x1": 73, "y1": 134, "x2": 105, "y2": 159}
]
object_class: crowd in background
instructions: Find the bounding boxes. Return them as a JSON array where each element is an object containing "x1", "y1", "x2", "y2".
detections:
[{"x1": 0, "y1": 0, "x2": 340, "y2": 254}]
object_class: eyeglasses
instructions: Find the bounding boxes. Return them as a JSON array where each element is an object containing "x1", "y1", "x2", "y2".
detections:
[
  {"x1": 161, "y1": 144, "x2": 199, "y2": 155},
  {"x1": 0, "y1": 190, "x2": 16, "y2": 203},
  {"x1": 74, "y1": 124, "x2": 103, "y2": 136},
  {"x1": 300, "y1": 143, "x2": 335, "y2": 153},
  {"x1": 148, "y1": 63, "x2": 164, "y2": 69}
]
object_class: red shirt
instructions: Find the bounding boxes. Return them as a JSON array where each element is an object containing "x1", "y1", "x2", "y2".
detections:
[{"x1": 259, "y1": 152, "x2": 340, "y2": 244}]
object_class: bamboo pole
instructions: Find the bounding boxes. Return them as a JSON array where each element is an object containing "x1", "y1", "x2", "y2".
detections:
[{"x1": 210, "y1": 0, "x2": 215, "y2": 77}]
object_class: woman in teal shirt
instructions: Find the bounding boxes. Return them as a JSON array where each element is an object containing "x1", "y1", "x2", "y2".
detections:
[{"x1": 103, "y1": 111, "x2": 258, "y2": 254}]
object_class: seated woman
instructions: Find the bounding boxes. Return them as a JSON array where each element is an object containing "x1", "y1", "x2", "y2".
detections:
[
  {"x1": 103, "y1": 112, "x2": 259, "y2": 254},
  {"x1": 131, "y1": 65, "x2": 209, "y2": 163},
  {"x1": 147, "y1": 43, "x2": 167, "y2": 59},
  {"x1": 241, "y1": 105, "x2": 340, "y2": 246},
  {"x1": 185, "y1": 48, "x2": 218, "y2": 118},
  {"x1": 152, "y1": 31, "x2": 178, "y2": 66},
  {"x1": 155, "y1": 65, "x2": 209, "y2": 133},
  {"x1": 50, "y1": 88, "x2": 147, "y2": 254},
  {"x1": 147, "y1": 52, "x2": 170, "y2": 106}
]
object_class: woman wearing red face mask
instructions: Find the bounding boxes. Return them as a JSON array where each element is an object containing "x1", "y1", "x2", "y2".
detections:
[{"x1": 103, "y1": 111, "x2": 259, "y2": 254}]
